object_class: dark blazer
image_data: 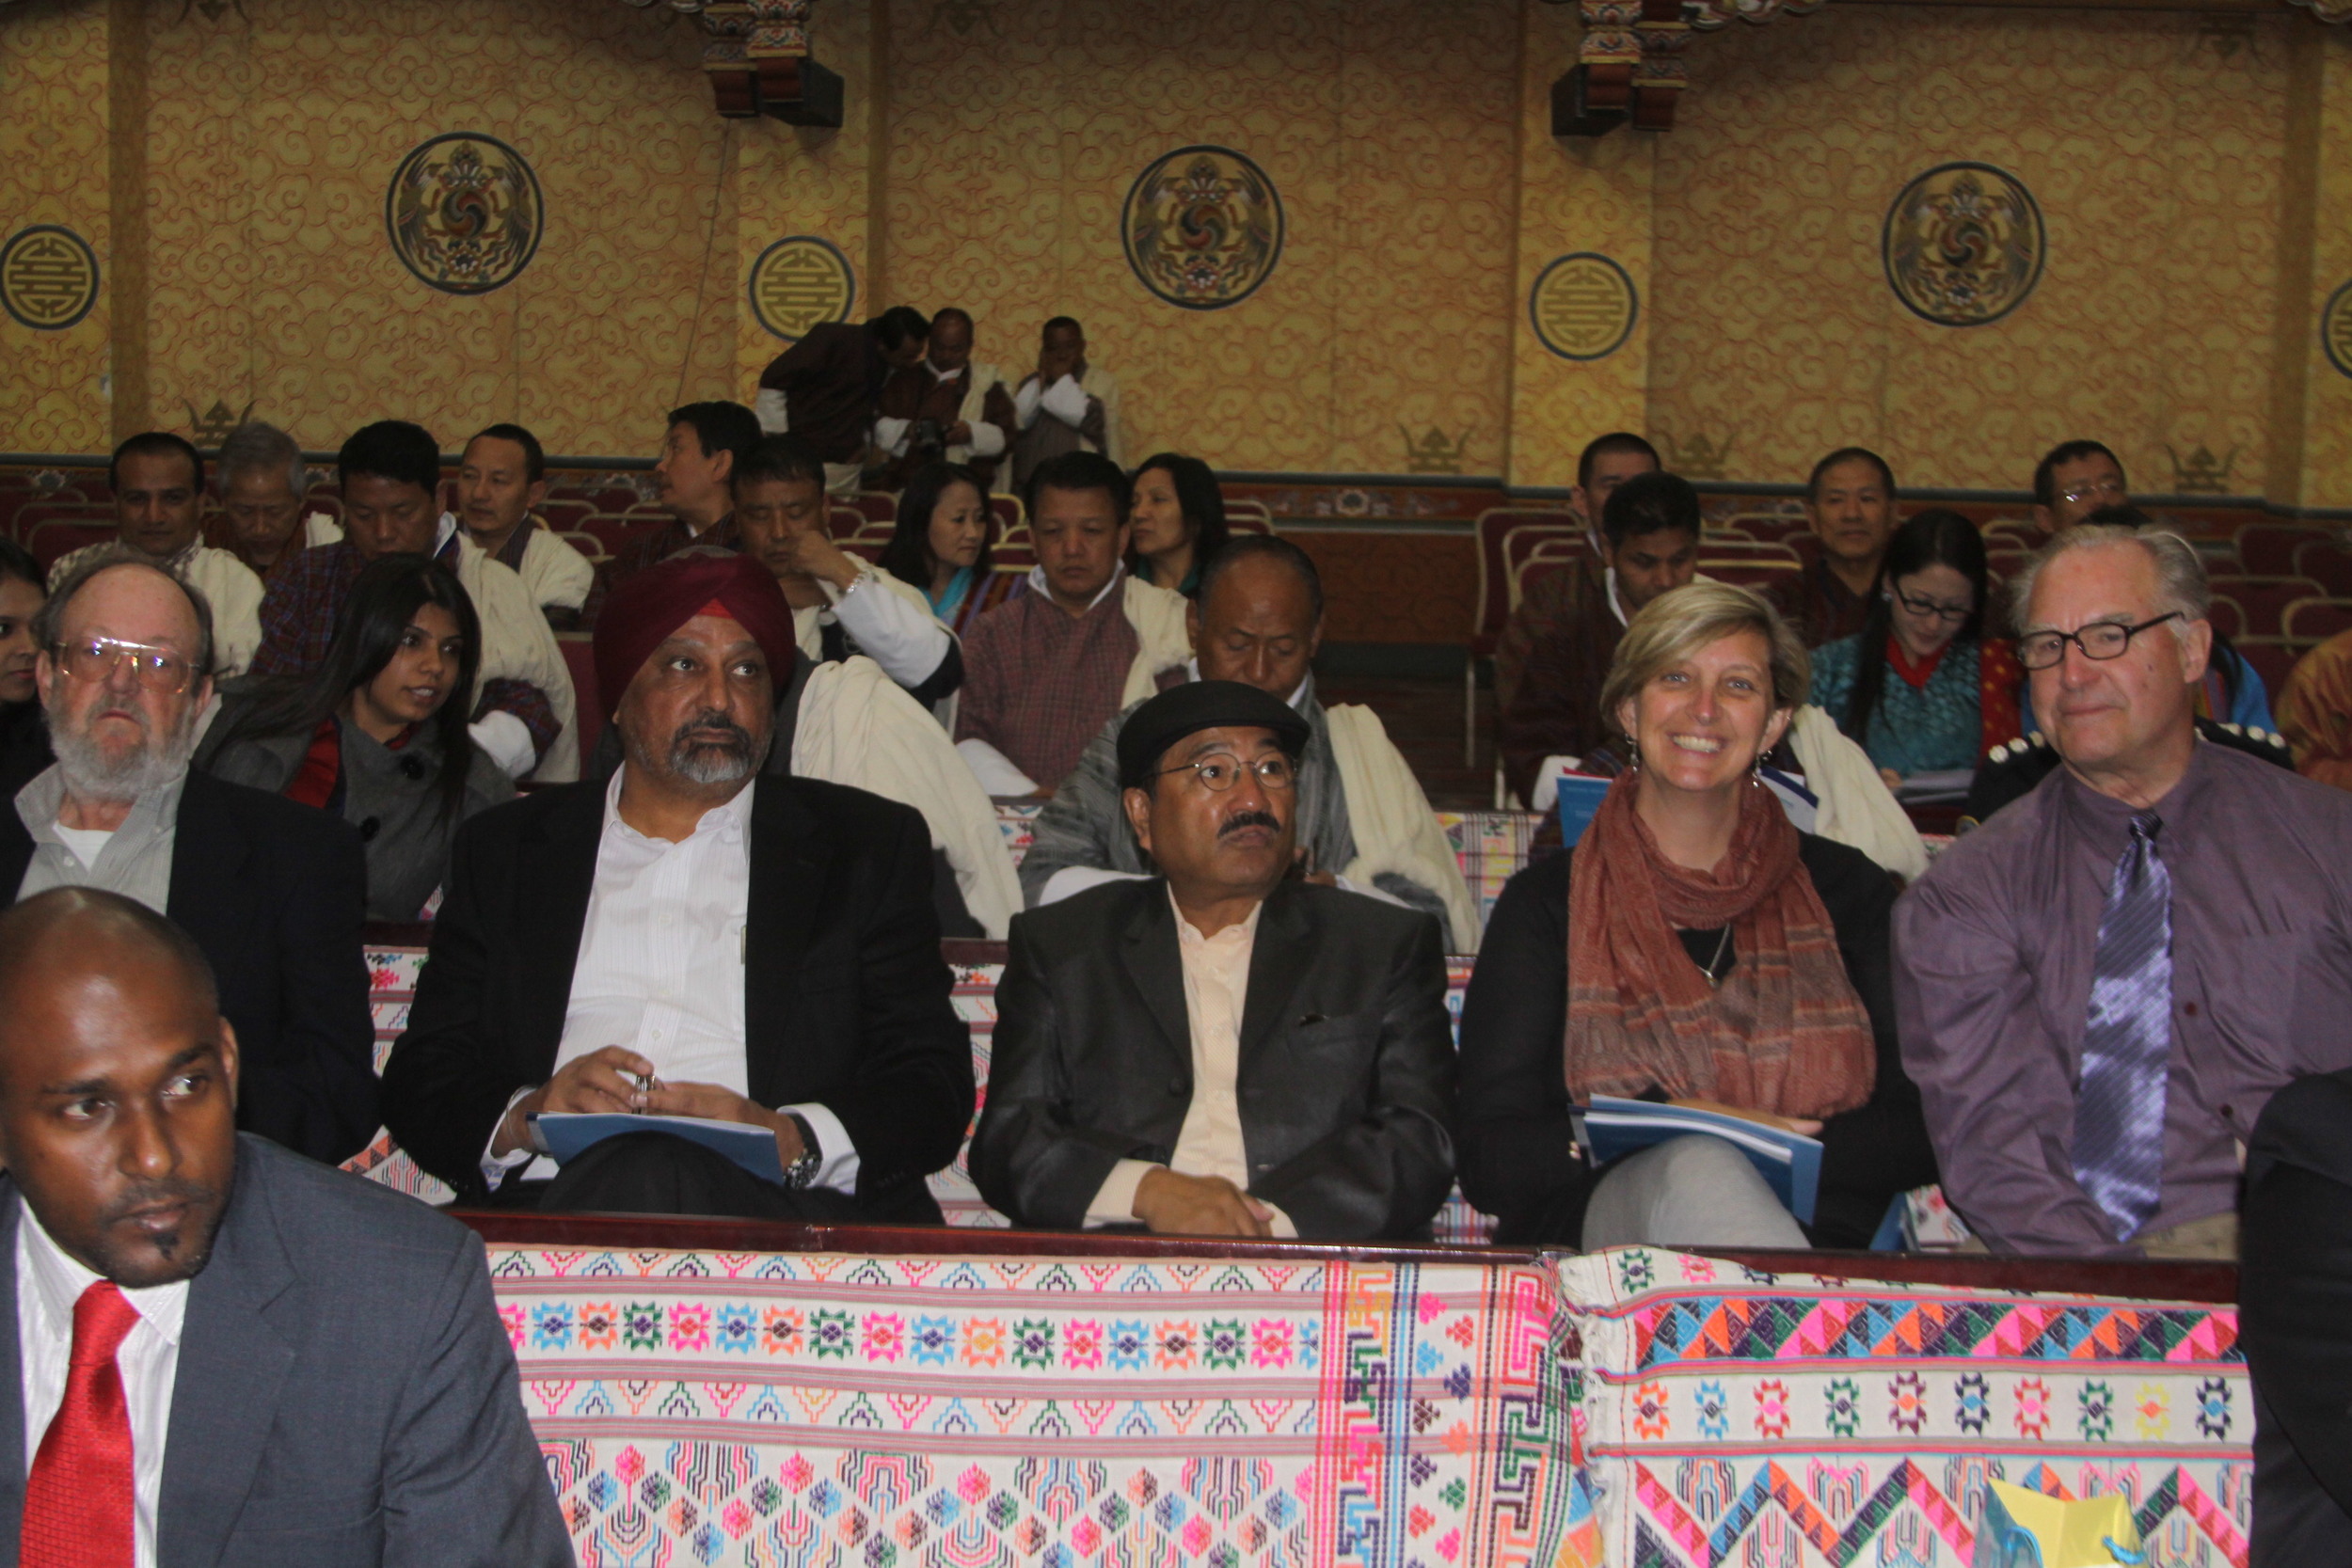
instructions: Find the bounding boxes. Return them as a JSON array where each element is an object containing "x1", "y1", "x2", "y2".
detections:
[
  {"x1": 970, "y1": 879, "x2": 1457, "y2": 1241},
  {"x1": 0, "y1": 1135, "x2": 569, "y2": 1568},
  {"x1": 0, "y1": 769, "x2": 375, "y2": 1166},
  {"x1": 2242, "y1": 1069, "x2": 2352, "y2": 1562},
  {"x1": 380, "y1": 775, "x2": 973, "y2": 1216},
  {"x1": 1456, "y1": 835, "x2": 1935, "y2": 1249}
]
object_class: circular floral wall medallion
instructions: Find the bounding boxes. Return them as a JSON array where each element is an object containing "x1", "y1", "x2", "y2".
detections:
[
  {"x1": 385, "y1": 132, "x2": 544, "y2": 296},
  {"x1": 2322, "y1": 280, "x2": 2352, "y2": 381},
  {"x1": 1882, "y1": 162, "x2": 2044, "y2": 327},
  {"x1": 1120, "y1": 145, "x2": 1284, "y2": 310}
]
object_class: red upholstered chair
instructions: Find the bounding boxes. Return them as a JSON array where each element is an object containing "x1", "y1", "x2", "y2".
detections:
[
  {"x1": 2207, "y1": 576, "x2": 2325, "y2": 640},
  {"x1": 2294, "y1": 537, "x2": 2352, "y2": 596},
  {"x1": 2284, "y1": 596, "x2": 2352, "y2": 650},
  {"x1": 988, "y1": 494, "x2": 1023, "y2": 532},
  {"x1": 24, "y1": 517, "x2": 114, "y2": 571},
  {"x1": 1696, "y1": 538, "x2": 1802, "y2": 568},
  {"x1": 2234, "y1": 523, "x2": 2321, "y2": 577},
  {"x1": 848, "y1": 492, "x2": 898, "y2": 527}
]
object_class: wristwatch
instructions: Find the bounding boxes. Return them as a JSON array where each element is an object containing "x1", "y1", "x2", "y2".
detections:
[{"x1": 780, "y1": 1113, "x2": 822, "y2": 1189}]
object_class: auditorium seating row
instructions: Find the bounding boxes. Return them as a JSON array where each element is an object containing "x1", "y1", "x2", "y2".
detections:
[{"x1": 472, "y1": 1211, "x2": 2250, "y2": 1568}]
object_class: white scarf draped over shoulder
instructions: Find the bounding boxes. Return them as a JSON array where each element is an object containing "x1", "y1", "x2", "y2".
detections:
[
  {"x1": 792, "y1": 654, "x2": 1024, "y2": 938},
  {"x1": 1786, "y1": 703, "x2": 1930, "y2": 880},
  {"x1": 1119, "y1": 575, "x2": 1193, "y2": 706},
  {"x1": 1322, "y1": 703, "x2": 1483, "y2": 953}
]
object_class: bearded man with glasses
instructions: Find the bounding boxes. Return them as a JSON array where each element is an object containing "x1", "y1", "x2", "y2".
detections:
[
  {"x1": 972, "y1": 679, "x2": 1457, "y2": 1240},
  {"x1": 1893, "y1": 523, "x2": 2352, "y2": 1264},
  {"x1": 0, "y1": 556, "x2": 375, "y2": 1164}
]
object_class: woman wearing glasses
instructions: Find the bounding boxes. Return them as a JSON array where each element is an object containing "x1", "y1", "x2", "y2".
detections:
[
  {"x1": 1457, "y1": 581, "x2": 1937, "y2": 1250},
  {"x1": 1806, "y1": 510, "x2": 2023, "y2": 786},
  {"x1": 199, "y1": 555, "x2": 512, "y2": 920}
]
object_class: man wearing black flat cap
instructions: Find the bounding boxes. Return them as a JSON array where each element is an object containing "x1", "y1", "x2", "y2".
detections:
[{"x1": 970, "y1": 680, "x2": 1457, "y2": 1240}]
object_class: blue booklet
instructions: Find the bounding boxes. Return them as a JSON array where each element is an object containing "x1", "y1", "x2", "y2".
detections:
[
  {"x1": 1571, "y1": 1095, "x2": 1823, "y2": 1226},
  {"x1": 1555, "y1": 772, "x2": 1612, "y2": 847},
  {"x1": 530, "y1": 1112, "x2": 787, "y2": 1186}
]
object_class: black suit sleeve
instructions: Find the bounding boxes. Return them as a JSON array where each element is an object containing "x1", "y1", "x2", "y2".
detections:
[
  {"x1": 1804, "y1": 841, "x2": 1940, "y2": 1248},
  {"x1": 380, "y1": 820, "x2": 517, "y2": 1197},
  {"x1": 821, "y1": 800, "x2": 976, "y2": 1197},
  {"x1": 244, "y1": 807, "x2": 378, "y2": 1166},
  {"x1": 2244, "y1": 1071, "x2": 2352, "y2": 1546},
  {"x1": 1248, "y1": 910, "x2": 1458, "y2": 1241},
  {"x1": 1454, "y1": 852, "x2": 1594, "y2": 1243},
  {"x1": 967, "y1": 913, "x2": 1142, "y2": 1229}
]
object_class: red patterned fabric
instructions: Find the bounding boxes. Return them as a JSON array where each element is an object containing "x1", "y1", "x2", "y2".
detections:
[
  {"x1": 285, "y1": 716, "x2": 342, "y2": 809},
  {"x1": 1978, "y1": 636, "x2": 2025, "y2": 756},
  {"x1": 23, "y1": 1281, "x2": 141, "y2": 1568}
]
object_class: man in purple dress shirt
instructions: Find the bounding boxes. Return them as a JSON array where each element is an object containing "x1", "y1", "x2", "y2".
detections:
[{"x1": 1894, "y1": 523, "x2": 2352, "y2": 1259}]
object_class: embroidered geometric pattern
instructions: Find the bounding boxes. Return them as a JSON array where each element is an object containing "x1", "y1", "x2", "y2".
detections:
[
  {"x1": 492, "y1": 1247, "x2": 1571, "y2": 1567},
  {"x1": 1559, "y1": 1248, "x2": 2250, "y2": 1568}
]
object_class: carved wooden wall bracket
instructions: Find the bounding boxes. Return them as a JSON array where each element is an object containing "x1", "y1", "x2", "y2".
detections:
[{"x1": 619, "y1": 0, "x2": 843, "y2": 124}]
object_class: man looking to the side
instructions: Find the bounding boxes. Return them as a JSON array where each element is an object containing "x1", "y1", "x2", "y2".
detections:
[
  {"x1": 1492, "y1": 431, "x2": 1660, "y2": 713},
  {"x1": 1770, "y1": 447, "x2": 1899, "y2": 648},
  {"x1": 972, "y1": 680, "x2": 1456, "y2": 1240},
  {"x1": 0, "y1": 557, "x2": 375, "y2": 1166},
  {"x1": 51, "y1": 434, "x2": 264, "y2": 679},
  {"x1": 457, "y1": 422, "x2": 593, "y2": 629},
  {"x1": 0, "y1": 886, "x2": 570, "y2": 1566},
  {"x1": 953, "y1": 451, "x2": 1189, "y2": 794},
  {"x1": 1499, "y1": 469, "x2": 1703, "y2": 805},
  {"x1": 254, "y1": 420, "x2": 578, "y2": 782},
  {"x1": 585, "y1": 401, "x2": 763, "y2": 621},
  {"x1": 383, "y1": 550, "x2": 974, "y2": 1222}
]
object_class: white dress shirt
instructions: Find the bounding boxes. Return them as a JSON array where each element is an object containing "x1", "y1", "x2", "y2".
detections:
[
  {"x1": 1085, "y1": 893, "x2": 1295, "y2": 1236},
  {"x1": 483, "y1": 770, "x2": 858, "y2": 1190},
  {"x1": 18, "y1": 1199, "x2": 186, "y2": 1568}
]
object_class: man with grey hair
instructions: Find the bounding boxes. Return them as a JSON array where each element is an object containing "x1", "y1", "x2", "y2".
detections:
[
  {"x1": 1894, "y1": 523, "x2": 2352, "y2": 1259},
  {"x1": 0, "y1": 555, "x2": 375, "y2": 1164},
  {"x1": 211, "y1": 419, "x2": 337, "y2": 581},
  {"x1": 50, "y1": 432, "x2": 266, "y2": 676}
]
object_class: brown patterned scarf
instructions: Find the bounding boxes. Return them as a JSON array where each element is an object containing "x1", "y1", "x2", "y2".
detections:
[{"x1": 1565, "y1": 771, "x2": 1874, "y2": 1119}]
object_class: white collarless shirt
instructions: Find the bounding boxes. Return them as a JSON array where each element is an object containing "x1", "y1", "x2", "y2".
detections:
[
  {"x1": 488, "y1": 768, "x2": 858, "y2": 1189},
  {"x1": 18, "y1": 1198, "x2": 188, "y2": 1568}
]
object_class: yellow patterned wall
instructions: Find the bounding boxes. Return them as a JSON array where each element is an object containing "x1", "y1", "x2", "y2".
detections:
[
  {"x1": 876, "y1": 0, "x2": 1518, "y2": 476},
  {"x1": 125, "y1": 0, "x2": 737, "y2": 459},
  {"x1": 1645, "y1": 5, "x2": 2291, "y2": 497},
  {"x1": 0, "y1": 0, "x2": 115, "y2": 452}
]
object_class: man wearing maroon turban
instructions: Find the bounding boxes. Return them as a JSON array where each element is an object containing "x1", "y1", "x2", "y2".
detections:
[{"x1": 381, "y1": 551, "x2": 974, "y2": 1223}]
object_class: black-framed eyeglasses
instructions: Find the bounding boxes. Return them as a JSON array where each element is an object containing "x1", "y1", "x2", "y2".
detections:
[
  {"x1": 2016, "y1": 612, "x2": 2183, "y2": 672},
  {"x1": 1156, "y1": 752, "x2": 1298, "y2": 792},
  {"x1": 49, "y1": 637, "x2": 195, "y2": 694},
  {"x1": 1888, "y1": 587, "x2": 1973, "y2": 624}
]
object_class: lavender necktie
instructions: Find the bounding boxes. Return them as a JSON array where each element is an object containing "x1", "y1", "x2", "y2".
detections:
[{"x1": 2071, "y1": 812, "x2": 2173, "y2": 1242}]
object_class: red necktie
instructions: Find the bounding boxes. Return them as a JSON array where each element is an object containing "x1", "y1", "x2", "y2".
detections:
[{"x1": 22, "y1": 1280, "x2": 142, "y2": 1568}]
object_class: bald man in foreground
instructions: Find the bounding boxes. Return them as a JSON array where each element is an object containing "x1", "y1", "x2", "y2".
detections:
[{"x1": 0, "y1": 887, "x2": 567, "y2": 1567}]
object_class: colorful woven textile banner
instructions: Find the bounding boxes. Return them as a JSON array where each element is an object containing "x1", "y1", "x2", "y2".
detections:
[{"x1": 1554, "y1": 1247, "x2": 2250, "y2": 1568}]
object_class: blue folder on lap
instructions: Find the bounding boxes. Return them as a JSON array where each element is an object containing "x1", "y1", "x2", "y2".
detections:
[
  {"x1": 530, "y1": 1112, "x2": 787, "y2": 1185},
  {"x1": 1570, "y1": 1096, "x2": 1823, "y2": 1227}
]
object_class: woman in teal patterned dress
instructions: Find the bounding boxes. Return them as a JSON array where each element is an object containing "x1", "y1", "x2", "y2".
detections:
[{"x1": 1808, "y1": 509, "x2": 2023, "y2": 784}]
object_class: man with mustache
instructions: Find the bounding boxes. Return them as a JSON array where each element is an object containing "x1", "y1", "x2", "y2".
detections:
[
  {"x1": 0, "y1": 887, "x2": 570, "y2": 1567},
  {"x1": 0, "y1": 557, "x2": 374, "y2": 1165},
  {"x1": 971, "y1": 680, "x2": 1456, "y2": 1240},
  {"x1": 48, "y1": 434, "x2": 266, "y2": 677},
  {"x1": 383, "y1": 550, "x2": 972, "y2": 1222}
]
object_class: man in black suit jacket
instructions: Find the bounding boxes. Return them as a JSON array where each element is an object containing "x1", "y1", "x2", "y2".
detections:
[
  {"x1": 2241, "y1": 1069, "x2": 2352, "y2": 1562},
  {"x1": 382, "y1": 550, "x2": 970, "y2": 1222},
  {"x1": 1, "y1": 554, "x2": 373, "y2": 1166},
  {"x1": 972, "y1": 680, "x2": 1455, "y2": 1240},
  {"x1": 0, "y1": 888, "x2": 567, "y2": 1566}
]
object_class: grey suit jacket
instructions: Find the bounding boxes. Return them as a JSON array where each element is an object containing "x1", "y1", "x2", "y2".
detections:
[
  {"x1": 971, "y1": 878, "x2": 1458, "y2": 1240},
  {"x1": 0, "y1": 1136, "x2": 569, "y2": 1568}
]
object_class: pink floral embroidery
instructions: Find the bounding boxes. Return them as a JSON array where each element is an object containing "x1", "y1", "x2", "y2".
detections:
[
  {"x1": 668, "y1": 1302, "x2": 711, "y2": 1353},
  {"x1": 1063, "y1": 1319, "x2": 1105, "y2": 1370},
  {"x1": 862, "y1": 1313, "x2": 905, "y2": 1363}
]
